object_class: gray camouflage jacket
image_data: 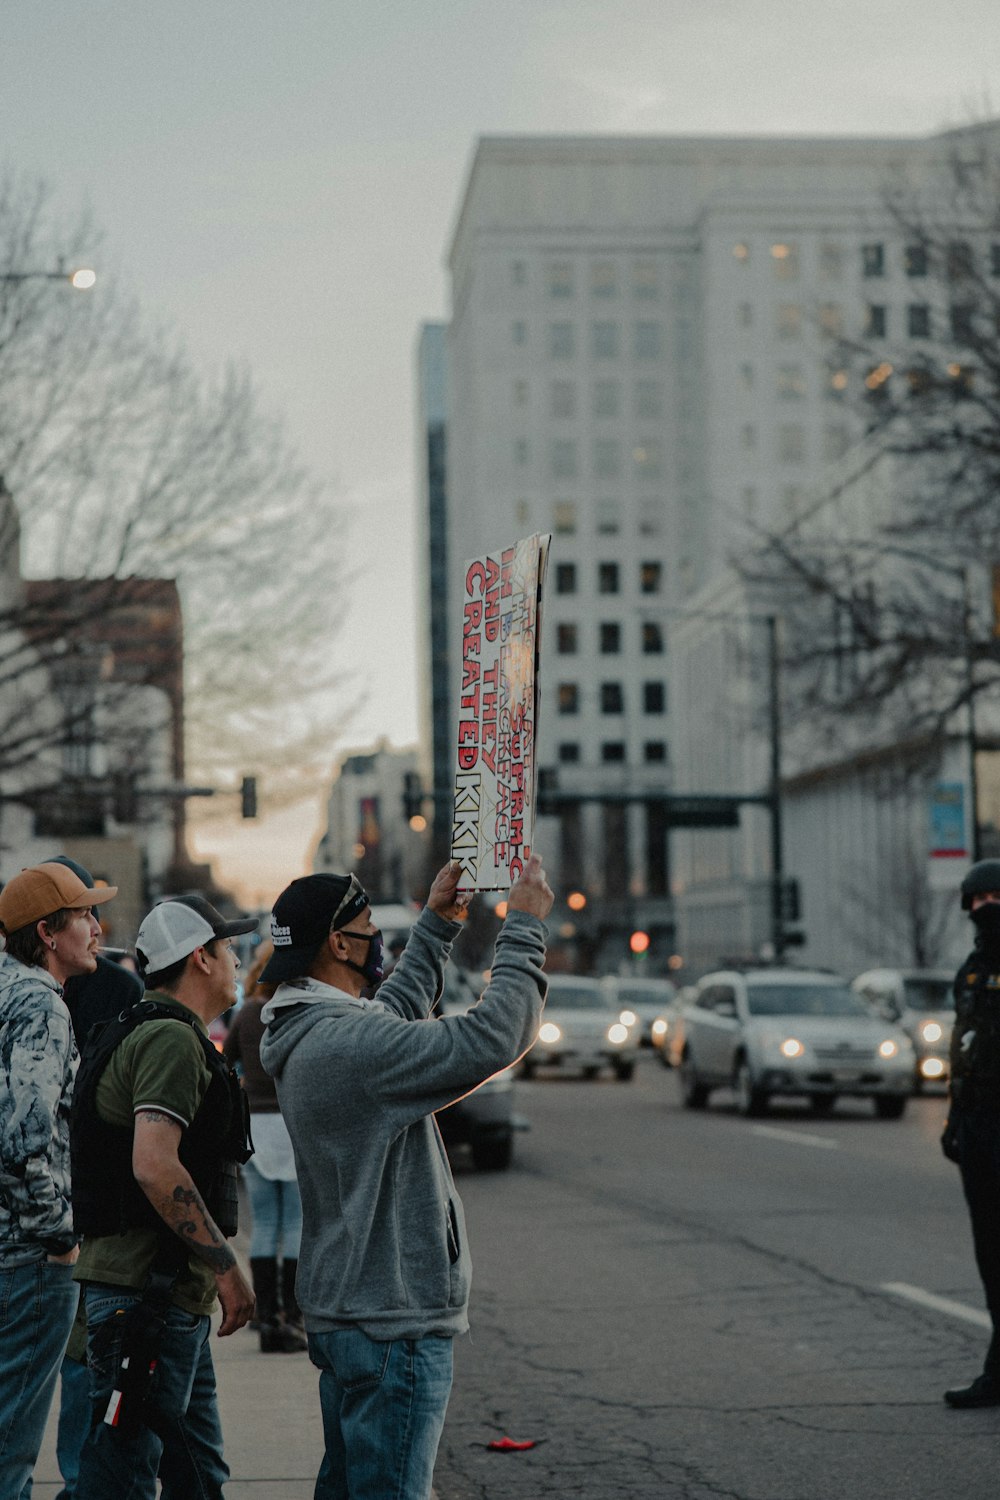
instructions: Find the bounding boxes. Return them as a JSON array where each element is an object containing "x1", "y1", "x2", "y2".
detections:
[{"x1": 0, "y1": 952, "x2": 78, "y2": 1265}]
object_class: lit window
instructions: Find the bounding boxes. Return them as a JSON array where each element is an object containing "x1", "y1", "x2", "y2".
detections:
[
  {"x1": 640, "y1": 562, "x2": 662, "y2": 595},
  {"x1": 861, "y1": 243, "x2": 885, "y2": 278},
  {"x1": 827, "y1": 368, "x2": 848, "y2": 399},
  {"x1": 592, "y1": 321, "x2": 620, "y2": 359},
  {"x1": 558, "y1": 683, "x2": 579, "y2": 715},
  {"x1": 732, "y1": 242, "x2": 750, "y2": 262},
  {"x1": 601, "y1": 683, "x2": 624, "y2": 714},
  {"x1": 551, "y1": 380, "x2": 576, "y2": 418},
  {"x1": 557, "y1": 623, "x2": 578, "y2": 654},
  {"x1": 549, "y1": 322, "x2": 575, "y2": 359},
  {"x1": 600, "y1": 622, "x2": 621, "y2": 654},
  {"x1": 553, "y1": 500, "x2": 577, "y2": 534},
  {"x1": 633, "y1": 441, "x2": 662, "y2": 480},
  {"x1": 593, "y1": 379, "x2": 621, "y2": 417},
  {"x1": 771, "y1": 242, "x2": 799, "y2": 279},
  {"x1": 598, "y1": 562, "x2": 620, "y2": 594}
]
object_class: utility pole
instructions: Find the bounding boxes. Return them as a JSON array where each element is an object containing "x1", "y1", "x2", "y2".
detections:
[{"x1": 766, "y1": 614, "x2": 786, "y2": 961}]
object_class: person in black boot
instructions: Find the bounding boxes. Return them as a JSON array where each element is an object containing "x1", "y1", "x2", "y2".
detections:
[
  {"x1": 942, "y1": 859, "x2": 1000, "y2": 1408},
  {"x1": 224, "y1": 944, "x2": 306, "y2": 1355}
]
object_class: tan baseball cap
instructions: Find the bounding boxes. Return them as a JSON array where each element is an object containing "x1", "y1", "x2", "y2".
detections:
[{"x1": 0, "y1": 862, "x2": 118, "y2": 933}]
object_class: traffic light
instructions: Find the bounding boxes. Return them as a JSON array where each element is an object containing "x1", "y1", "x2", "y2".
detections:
[
  {"x1": 629, "y1": 930, "x2": 651, "y2": 957},
  {"x1": 402, "y1": 771, "x2": 423, "y2": 821},
  {"x1": 240, "y1": 775, "x2": 258, "y2": 819}
]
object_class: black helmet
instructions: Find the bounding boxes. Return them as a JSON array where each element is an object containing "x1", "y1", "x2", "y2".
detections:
[{"x1": 961, "y1": 860, "x2": 1000, "y2": 911}]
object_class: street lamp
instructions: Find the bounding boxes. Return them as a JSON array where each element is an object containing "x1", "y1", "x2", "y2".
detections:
[{"x1": 0, "y1": 261, "x2": 96, "y2": 289}]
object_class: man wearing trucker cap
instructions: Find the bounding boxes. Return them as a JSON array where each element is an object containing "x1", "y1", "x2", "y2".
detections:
[
  {"x1": 72, "y1": 896, "x2": 256, "y2": 1500},
  {"x1": 0, "y1": 861, "x2": 117, "y2": 1500},
  {"x1": 259, "y1": 854, "x2": 553, "y2": 1500}
]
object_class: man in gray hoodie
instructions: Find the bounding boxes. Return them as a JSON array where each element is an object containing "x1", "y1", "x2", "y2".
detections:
[{"x1": 258, "y1": 853, "x2": 552, "y2": 1500}]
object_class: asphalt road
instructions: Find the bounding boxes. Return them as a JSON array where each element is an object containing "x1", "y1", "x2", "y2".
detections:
[{"x1": 435, "y1": 1055, "x2": 997, "y2": 1500}]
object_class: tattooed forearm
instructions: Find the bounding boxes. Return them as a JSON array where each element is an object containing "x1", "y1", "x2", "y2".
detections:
[{"x1": 150, "y1": 1182, "x2": 237, "y2": 1275}]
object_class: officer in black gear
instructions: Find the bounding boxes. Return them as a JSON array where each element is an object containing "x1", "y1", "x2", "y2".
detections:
[{"x1": 941, "y1": 858, "x2": 1000, "y2": 1407}]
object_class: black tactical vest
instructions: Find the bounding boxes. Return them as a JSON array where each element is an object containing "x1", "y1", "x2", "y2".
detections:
[
  {"x1": 71, "y1": 998, "x2": 252, "y2": 1242},
  {"x1": 950, "y1": 949, "x2": 1000, "y2": 1109}
]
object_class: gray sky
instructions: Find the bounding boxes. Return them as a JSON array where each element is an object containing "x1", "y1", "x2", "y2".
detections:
[{"x1": 3, "y1": 0, "x2": 997, "y2": 893}]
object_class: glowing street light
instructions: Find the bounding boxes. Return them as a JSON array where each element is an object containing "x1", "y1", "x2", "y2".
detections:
[{"x1": 0, "y1": 262, "x2": 97, "y2": 289}]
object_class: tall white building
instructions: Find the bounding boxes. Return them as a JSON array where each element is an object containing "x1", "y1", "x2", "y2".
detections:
[{"x1": 434, "y1": 127, "x2": 991, "y2": 971}]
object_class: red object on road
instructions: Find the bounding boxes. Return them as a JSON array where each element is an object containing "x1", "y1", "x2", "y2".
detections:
[{"x1": 487, "y1": 1436, "x2": 538, "y2": 1452}]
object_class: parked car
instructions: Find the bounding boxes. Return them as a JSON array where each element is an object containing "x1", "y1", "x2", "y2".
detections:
[
  {"x1": 672, "y1": 968, "x2": 915, "y2": 1118},
  {"x1": 851, "y1": 968, "x2": 955, "y2": 1088},
  {"x1": 434, "y1": 964, "x2": 518, "y2": 1171},
  {"x1": 603, "y1": 976, "x2": 679, "y2": 1056},
  {"x1": 525, "y1": 973, "x2": 639, "y2": 1081}
]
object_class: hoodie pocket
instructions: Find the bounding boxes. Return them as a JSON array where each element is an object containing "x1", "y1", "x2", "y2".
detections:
[{"x1": 446, "y1": 1200, "x2": 460, "y2": 1266}]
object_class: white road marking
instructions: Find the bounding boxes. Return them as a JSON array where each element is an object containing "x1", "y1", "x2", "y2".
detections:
[
  {"x1": 750, "y1": 1125, "x2": 839, "y2": 1151},
  {"x1": 882, "y1": 1281, "x2": 992, "y2": 1329}
]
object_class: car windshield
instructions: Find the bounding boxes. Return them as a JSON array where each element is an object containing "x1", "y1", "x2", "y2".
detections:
[
  {"x1": 746, "y1": 982, "x2": 870, "y2": 1018},
  {"x1": 902, "y1": 978, "x2": 954, "y2": 1011},
  {"x1": 616, "y1": 985, "x2": 675, "y2": 1006},
  {"x1": 548, "y1": 986, "x2": 612, "y2": 1010}
]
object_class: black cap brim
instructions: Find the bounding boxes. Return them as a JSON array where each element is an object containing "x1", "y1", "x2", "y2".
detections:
[{"x1": 258, "y1": 942, "x2": 322, "y2": 986}]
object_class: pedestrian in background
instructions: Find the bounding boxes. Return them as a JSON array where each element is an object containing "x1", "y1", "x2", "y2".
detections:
[
  {"x1": 259, "y1": 854, "x2": 552, "y2": 1500},
  {"x1": 0, "y1": 862, "x2": 117, "y2": 1500},
  {"x1": 942, "y1": 858, "x2": 1000, "y2": 1407},
  {"x1": 223, "y1": 939, "x2": 307, "y2": 1353}
]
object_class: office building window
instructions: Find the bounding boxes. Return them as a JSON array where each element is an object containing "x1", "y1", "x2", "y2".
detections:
[
  {"x1": 558, "y1": 741, "x2": 580, "y2": 764},
  {"x1": 549, "y1": 322, "x2": 575, "y2": 359},
  {"x1": 551, "y1": 439, "x2": 578, "y2": 480},
  {"x1": 905, "y1": 243, "x2": 929, "y2": 278},
  {"x1": 827, "y1": 368, "x2": 848, "y2": 400},
  {"x1": 907, "y1": 304, "x2": 931, "y2": 338},
  {"x1": 635, "y1": 321, "x2": 662, "y2": 359},
  {"x1": 635, "y1": 377, "x2": 663, "y2": 417},
  {"x1": 551, "y1": 380, "x2": 576, "y2": 418},
  {"x1": 557, "y1": 622, "x2": 578, "y2": 654},
  {"x1": 633, "y1": 441, "x2": 662, "y2": 480},
  {"x1": 738, "y1": 363, "x2": 755, "y2": 391},
  {"x1": 601, "y1": 682, "x2": 624, "y2": 714},
  {"x1": 642, "y1": 621, "x2": 664, "y2": 654},
  {"x1": 599, "y1": 562, "x2": 620, "y2": 594},
  {"x1": 740, "y1": 424, "x2": 758, "y2": 452},
  {"x1": 591, "y1": 260, "x2": 618, "y2": 298},
  {"x1": 640, "y1": 561, "x2": 662, "y2": 594},
  {"x1": 638, "y1": 498, "x2": 663, "y2": 536},
  {"x1": 947, "y1": 241, "x2": 975, "y2": 281},
  {"x1": 513, "y1": 378, "x2": 529, "y2": 407},
  {"x1": 549, "y1": 261, "x2": 574, "y2": 298},
  {"x1": 777, "y1": 365, "x2": 806, "y2": 400},
  {"x1": 592, "y1": 378, "x2": 621, "y2": 418},
  {"x1": 600, "y1": 622, "x2": 621, "y2": 654},
  {"x1": 511, "y1": 259, "x2": 527, "y2": 286},
  {"x1": 558, "y1": 683, "x2": 579, "y2": 715},
  {"x1": 778, "y1": 424, "x2": 806, "y2": 463},
  {"x1": 594, "y1": 437, "x2": 621, "y2": 478},
  {"x1": 776, "y1": 304, "x2": 801, "y2": 339},
  {"x1": 633, "y1": 260, "x2": 659, "y2": 299},
  {"x1": 861, "y1": 243, "x2": 885, "y2": 277},
  {"x1": 951, "y1": 303, "x2": 976, "y2": 343},
  {"x1": 515, "y1": 498, "x2": 531, "y2": 526},
  {"x1": 866, "y1": 304, "x2": 887, "y2": 338},
  {"x1": 819, "y1": 242, "x2": 843, "y2": 279},
  {"x1": 643, "y1": 682, "x2": 666, "y2": 714},
  {"x1": 553, "y1": 500, "x2": 577, "y2": 535},
  {"x1": 738, "y1": 302, "x2": 753, "y2": 328},
  {"x1": 819, "y1": 304, "x2": 843, "y2": 337},
  {"x1": 513, "y1": 437, "x2": 529, "y2": 467},
  {"x1": 596, "y1": 499, "x2": 620, "y2": 535},
  {"x1": 771, "y1": 242, "x2": 799, "y2": 279},
  {"x1": 592, "y1": 321, "x2": 620, "y2": 359},
  {"x1": 990, "y1": 244, "x2": 1000, "y2": 278},
  {"x1": 644, "y1": 741, "x2": 667, "y2": 764},
  {"x1": 732, "y1": 242, "x2": 750, "y2": 262},
  {"x1": 555, "y1": 562, "x2": 577, "y2": 594},
  {"x1": 602, "y1": 741, "x2": 626, "y2": 763},
  {"x1": 512, "y1": 320, "x2": 527, "y2": 346}
]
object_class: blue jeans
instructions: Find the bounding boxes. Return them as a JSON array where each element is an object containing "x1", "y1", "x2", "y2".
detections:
[
  {"x1": 308, "y1": 1327, "x2": 453, "y2": 1500},
  {"x1": 55, "y1": 1353, "x2": 92, "y2": 1500},
  {"x1": 0, "y1": 1257, "x2": 79, "y2": 1500},
  {"x1": 243, "y1": 1159, "x2": 303, "y2": 1259},
  {"x1": 75, "y1": 1283, "x2": 227, "y2": 1500}
]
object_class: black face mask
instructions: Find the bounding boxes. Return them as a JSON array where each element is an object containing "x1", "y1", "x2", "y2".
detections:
[
  {"x1": 341, "y1": 929, "x2": 385, "y2": 987},
  {"x1": 971, "y1": 904, "x2": 1000, "y2": 949}
]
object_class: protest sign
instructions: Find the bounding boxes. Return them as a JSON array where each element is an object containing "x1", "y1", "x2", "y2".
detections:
[{"x1": 450, "y1": 532, "x2": 550, "y2": 889}]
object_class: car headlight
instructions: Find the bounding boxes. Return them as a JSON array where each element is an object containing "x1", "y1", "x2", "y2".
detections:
[
  {"x1": 921, "y1": 1057, "x2": 946, "y2": 1079},
  {"x1": 878, "y1": 1039, "x2": 899, "y2": 1059},
  {"x1": 920, "y1": 1020, "x2": 943, "y2": 1044},
  {"x1": 780, "y1": 1037, "x2": 804, "y2": 1059},
  {"x1": 619, "y1": 1009, "x2": 638, "y2": 1027},
  {"x1": 607, "y1": 1022, "x2": 630, "y2": 1045},
  {"x1": 538, "y1": 1022, "x2": 562, "y2": 1044},
  {"x1": 651, "y1": 1018, "x2": 669, "y2": 1040}
]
